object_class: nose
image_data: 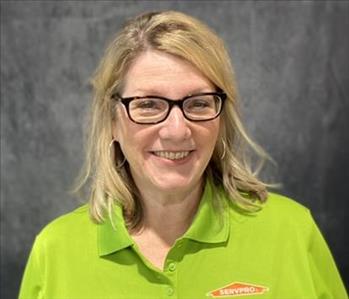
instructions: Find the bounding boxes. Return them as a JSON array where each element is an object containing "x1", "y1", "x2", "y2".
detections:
[{"x1": 158, "y1": 106, "x2": 192, "y2": 141}]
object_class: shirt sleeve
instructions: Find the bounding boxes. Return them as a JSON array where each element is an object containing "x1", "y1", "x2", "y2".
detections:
[
  {"x1": 307, "y1": 213, "x2": 348, "y2": 299},
  {"x1": 18, "y1": 237, "x2": 44, "y2": 299}
]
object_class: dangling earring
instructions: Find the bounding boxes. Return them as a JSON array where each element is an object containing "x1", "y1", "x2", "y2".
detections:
[
  {"x1": 109, "y1": 139, "x2": 126, "y2": 169},
  {"x1": 221, "y1": 139, "x2": 227, "y2": 160}
]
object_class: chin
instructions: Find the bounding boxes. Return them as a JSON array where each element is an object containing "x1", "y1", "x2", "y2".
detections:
[{"x1": 150, "y1": 173, "x2": 201, "y2": 193}]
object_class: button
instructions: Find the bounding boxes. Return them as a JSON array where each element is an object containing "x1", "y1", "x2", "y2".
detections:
[
  {"x1": 168, "y1": 262, "x2": 176, "y2": 272},
  {"x1": 166, "y1": 287, "x2": 174, "y2": 296}
]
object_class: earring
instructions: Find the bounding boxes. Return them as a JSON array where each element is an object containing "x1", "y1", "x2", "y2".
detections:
[
  {"x1": 109, "y1": 139, "x2": 126, "y2": 169},
  {"x1": 221, "y1": 139, "x2": 227, "y2": 160}
]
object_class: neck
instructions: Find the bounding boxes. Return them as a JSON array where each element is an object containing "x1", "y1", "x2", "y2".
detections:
[{"x1": 132, "y1": 179, "x2": 204, "y2": 246}]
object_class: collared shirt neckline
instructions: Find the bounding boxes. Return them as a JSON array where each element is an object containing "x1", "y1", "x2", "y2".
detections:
[
  {"x1": 97, "y1": 205, "x2": 133, "y2": 256},
  {"x1": 97, "y1": 179, "x2": 230, "y2": 256},
  {"x1": 181, "y1": 179, "x2": 230, "y2": 243}
]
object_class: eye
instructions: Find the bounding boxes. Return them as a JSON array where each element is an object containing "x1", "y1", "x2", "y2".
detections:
[
  {"x1": 185, "y1": 97, "x2": 214, "y2": 110},
  {"x1": 191, "y1": 99, "x2": 210, "y2": 108},
  {"x1": 136, "y1": 99, "x2": 158, "y2": 109},
  {"x1": 129, "y1": 98, "x2": 168, "y2": 119},
  {"x1": 131, "y1": 98, "x2": 166, "y2": 111}
]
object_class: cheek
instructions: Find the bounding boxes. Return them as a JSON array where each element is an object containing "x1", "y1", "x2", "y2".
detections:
[
  {"x1": 204, "y1": 122, "x2": 220, "y2": 157},
  {"x1": 115, "y1": 120, "x2": 156, "y2": 157},
  {"x1": 200, "y1": 120, "x2": 220, "y2": 145},
  {"x1": 113, "y1": 109, "x2": 135, "y2": 143},
  {"x1": 112, "y1": 108, "x2": 124, "y2": 141}
]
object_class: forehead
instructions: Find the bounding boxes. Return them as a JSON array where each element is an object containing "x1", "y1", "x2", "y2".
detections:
[{"x1": 122, "y1": 50, "x2": 214, "y2": 97}]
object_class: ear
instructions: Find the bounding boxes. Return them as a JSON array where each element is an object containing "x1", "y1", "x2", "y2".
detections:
[{"x1": 112, "y1": 120, "x2": 119, "y2": 142}]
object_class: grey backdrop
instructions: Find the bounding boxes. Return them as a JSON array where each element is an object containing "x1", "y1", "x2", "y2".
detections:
[{"x1": 1, "y1": 1, "x2": 348, "y2": 298}]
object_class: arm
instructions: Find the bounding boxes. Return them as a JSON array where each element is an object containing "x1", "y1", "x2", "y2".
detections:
[
  {"x1": 18, "y1": 237, "x2": 44, "y2": 299},
  {"x1": 308, "y1": 214, "x2": 348, "y2": 299}
]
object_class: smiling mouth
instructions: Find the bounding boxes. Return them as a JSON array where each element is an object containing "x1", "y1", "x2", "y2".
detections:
[{"x1": 152, "y1": 151, "x2": 192, "y2": 160}]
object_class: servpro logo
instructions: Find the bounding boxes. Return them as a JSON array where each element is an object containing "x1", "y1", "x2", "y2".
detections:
[{"x1": 207, "y1": 282, "x2": 269, "y2": 297}]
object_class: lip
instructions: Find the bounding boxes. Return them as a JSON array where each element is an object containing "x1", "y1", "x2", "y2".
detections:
[{"x1": 149, "y1": 150, "x2": 195, "y2": 165}]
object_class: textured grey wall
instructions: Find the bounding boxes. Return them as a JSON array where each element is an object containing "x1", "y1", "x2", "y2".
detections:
[{"x1": 1, "y1": 1, "x2": 348, "y2": 298}]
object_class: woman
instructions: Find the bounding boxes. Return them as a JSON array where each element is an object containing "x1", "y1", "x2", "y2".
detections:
[{"x1": 19, "y1": 11, "x2": 347, "y2": 299}]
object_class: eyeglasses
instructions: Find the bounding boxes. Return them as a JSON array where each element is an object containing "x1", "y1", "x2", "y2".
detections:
[{"x1": 112, "y1": 92, "x2": 226, "y2": 124}]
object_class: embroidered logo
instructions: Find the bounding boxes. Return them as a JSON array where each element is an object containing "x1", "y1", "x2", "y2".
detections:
[{"x1": 207, "y1": 282, "x2": 269, "y2": 297}]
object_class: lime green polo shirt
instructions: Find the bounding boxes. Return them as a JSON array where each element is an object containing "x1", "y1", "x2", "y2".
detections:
[{"x1": 19, "y1": 181, "x2": 348, "y2": 299}]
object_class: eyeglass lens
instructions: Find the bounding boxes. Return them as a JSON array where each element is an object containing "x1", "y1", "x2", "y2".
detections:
[{"x1": 128, "y1": 94, "x2": 222, "y2": 123}]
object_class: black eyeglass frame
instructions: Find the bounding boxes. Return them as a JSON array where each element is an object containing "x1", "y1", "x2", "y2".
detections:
[{"x1": 112, "y1": 92, "x2": 227, "y2": 124}]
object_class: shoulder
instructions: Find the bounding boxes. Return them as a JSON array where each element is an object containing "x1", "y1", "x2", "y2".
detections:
[
  {"x1": 226, "y1": 191, "x2": 316, "y2": 234},
  {"x1": 263, "y1": 192, "x2": 310, "y2": 217},
  {"x1": 253, "y1": 192, "x2": 315, "y2": 235},
  {"x1": 41, "y1": 205, "x2": 92, "y2": 232},
  {"x1": 35, "y1": 205, "x2": 95, "y2": 245},
  {"x1": 225, "y1": 192, "x2": 320, "y2": 250},
  {"x1": 259, "y1": 192, "x2": 312, "y2": 222}
]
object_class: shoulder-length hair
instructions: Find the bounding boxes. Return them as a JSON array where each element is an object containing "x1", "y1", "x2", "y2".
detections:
[{"x1": 74, "y1": 11, "x2": 270, "y2": 230}]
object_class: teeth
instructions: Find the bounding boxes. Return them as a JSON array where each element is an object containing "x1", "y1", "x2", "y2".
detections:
[{"x1": 153, "y1": 151, "x2": 190, "y2": 160}]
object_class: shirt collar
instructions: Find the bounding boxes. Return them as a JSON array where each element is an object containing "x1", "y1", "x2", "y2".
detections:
[
  {"x1": 97, "y1": 205, "x2": 134, "y2": 256},
  {"x1": 97, "y1": 179, "x2": 230, "y2": 256},
  {"x1": 182, "y1": 179, "x2": 230, "y2": 243}
]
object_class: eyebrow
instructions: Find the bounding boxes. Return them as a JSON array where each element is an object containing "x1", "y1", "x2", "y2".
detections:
[{"x1": 125, "y1": 87, "x2": 216, "y2": 97}]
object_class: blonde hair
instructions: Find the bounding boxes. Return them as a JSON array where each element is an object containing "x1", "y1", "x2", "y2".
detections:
[{"x1": 74, "y1": 11, "x2": 271, "y2": 229}]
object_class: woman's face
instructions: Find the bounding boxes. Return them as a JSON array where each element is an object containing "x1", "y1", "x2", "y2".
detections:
[{"x1": 113, "y1": 50, "x2": 220, "y2": 196}]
